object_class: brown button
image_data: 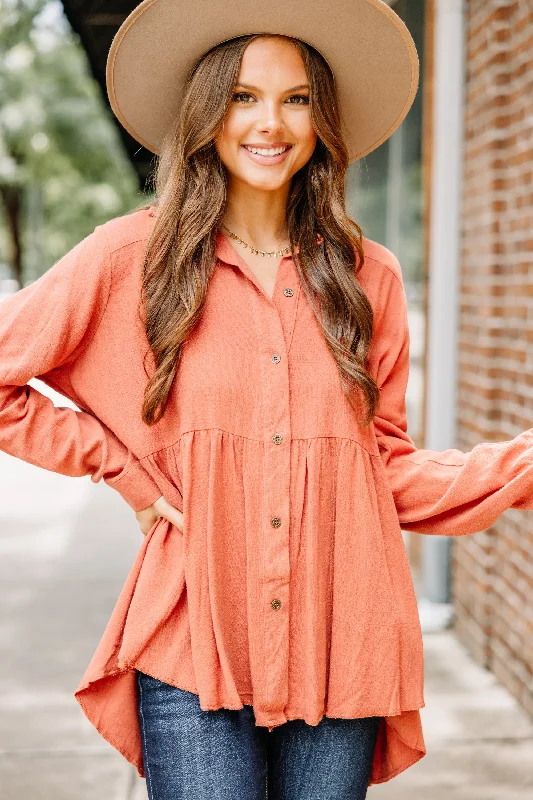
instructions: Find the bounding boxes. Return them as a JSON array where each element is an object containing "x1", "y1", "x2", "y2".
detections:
[
  {"x1": 271, "y1": 599, "x2": 282, "y2": 610},
  {"x1": 272, "y1": 434, "x2": 283, "y2": 444},
  {"x1": 283, "y1": 288, "x2": 294, "y2": 297},
  {"x1": 271, "y1": 354, "x2": 281, "y2": 364},
  {"x1": 271, "y1": 517, "x2": 282, "y2": 528}
]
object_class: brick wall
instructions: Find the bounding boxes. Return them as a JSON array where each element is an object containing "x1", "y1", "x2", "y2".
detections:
[{"x1": 453, "y1": 0, "x2": 533, "y2": 717}]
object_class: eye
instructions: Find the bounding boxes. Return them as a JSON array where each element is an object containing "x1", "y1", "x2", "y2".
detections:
[
  {"x1": 232, "y1": 92, "x2": 255, "y2": 103},
  {"x1": 232, "y1": 92, "x2": 310, "y2": 105},
  {"x1": 285, "y1": 94, "x2": 310, "y2": 105}
]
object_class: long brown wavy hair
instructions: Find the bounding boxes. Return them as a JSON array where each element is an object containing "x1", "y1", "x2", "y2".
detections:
[{"x1": 132, "y1": 33, "x2": 380, "y2": 427}]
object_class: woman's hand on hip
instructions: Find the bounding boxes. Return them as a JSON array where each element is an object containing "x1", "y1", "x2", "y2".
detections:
[{"x1": 135, "y1": 495, "x2": 184, "y2": 536}]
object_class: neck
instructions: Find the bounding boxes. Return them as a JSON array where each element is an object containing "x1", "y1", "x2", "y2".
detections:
[{"x1": 222, "y1": 176, "x2": 291, "y2": 249}]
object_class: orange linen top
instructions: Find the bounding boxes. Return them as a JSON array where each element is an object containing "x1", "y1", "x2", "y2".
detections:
[{"x1": 2, "y1": 205, "x2": 533, "y2": 787}]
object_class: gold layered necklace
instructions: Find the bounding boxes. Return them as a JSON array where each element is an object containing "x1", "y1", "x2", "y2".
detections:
[{"x1": 221, "y1": 224, "x2": 292, "y2": 258}]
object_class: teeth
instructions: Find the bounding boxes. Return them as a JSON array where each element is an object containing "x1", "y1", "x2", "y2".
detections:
[{"x1": 244, "y1": 145, "x2": 289, "y2": 156}]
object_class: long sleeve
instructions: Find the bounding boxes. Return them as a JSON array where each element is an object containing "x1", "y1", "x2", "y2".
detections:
[
  {"x1": 370, "y1": 253, "x2": 533, "y2": 536},
  {"x1": 0, "y1": 223, "x2": 162, "y2": 513}
]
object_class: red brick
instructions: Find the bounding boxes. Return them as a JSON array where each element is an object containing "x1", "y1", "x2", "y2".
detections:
[{"x1": 453, "y1": 0, "x2": 533, "y2": 726}]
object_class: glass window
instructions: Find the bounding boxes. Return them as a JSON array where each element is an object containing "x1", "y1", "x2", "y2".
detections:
[{"x1": 346, "y1": 0, "x2": 426, "y2": 478}]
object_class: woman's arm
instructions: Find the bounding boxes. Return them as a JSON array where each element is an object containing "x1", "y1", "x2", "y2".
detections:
[
  {"x1": 370, "y1": 255, "x2": 533, "y2": 536},
  {"x1": 0, "y1": 222, "x2": 162, "y2": 513}
]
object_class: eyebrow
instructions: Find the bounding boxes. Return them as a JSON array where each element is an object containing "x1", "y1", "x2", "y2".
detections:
[{"x1": 235, "y1": 82, "x2": 310, "y2": 92}]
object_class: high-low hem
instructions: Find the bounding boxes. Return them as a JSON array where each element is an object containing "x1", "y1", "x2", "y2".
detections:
[{"x1": 74, "y1": 661, "x2": 427, "y2": 787}]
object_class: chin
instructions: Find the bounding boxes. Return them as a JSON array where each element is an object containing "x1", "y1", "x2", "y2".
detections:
[{"x1": 239, "y1": 171, "x2": 291, "y2": 192}]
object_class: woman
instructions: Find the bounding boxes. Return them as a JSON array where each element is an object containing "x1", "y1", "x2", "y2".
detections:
[{"x1": 2, "y1": 0, "x2": 533, "y2": 797}]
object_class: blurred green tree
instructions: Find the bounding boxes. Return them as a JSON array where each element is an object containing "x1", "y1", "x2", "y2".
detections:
[{"x1": 0, "y1": 0, "x2": 146, "y2": 286}]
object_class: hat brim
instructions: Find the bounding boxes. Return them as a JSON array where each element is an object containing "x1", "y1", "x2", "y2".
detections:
[{"x1": 106, "y1": 0, "x2": 419, "y2": 163}]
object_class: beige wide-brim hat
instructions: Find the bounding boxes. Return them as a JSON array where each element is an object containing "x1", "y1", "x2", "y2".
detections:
[{"x1": 106, "y1": 0, "x2": 419, "y2": 163}]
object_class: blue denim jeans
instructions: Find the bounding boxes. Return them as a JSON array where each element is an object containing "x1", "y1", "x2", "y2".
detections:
[{"x1": 136, "y1": 670, "x2": 381, "y2": 800}]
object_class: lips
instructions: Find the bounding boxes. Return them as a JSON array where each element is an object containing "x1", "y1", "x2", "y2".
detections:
[
  {"x1": 241, "y1": 143, "x2": 293, "y2": 166},
  {"x1": 242, "y1": 144, "x2": 292, "y2": 156}
]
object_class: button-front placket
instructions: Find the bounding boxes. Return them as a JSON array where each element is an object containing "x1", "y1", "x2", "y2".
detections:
[
  {"x1": 213, "y1": 234, "x2": 299, "y2": 726},
  {"x1": 251, "y1": 259, "x2": 293, "y2": 724}
]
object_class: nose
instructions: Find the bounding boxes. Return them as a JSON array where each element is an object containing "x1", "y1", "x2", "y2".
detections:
[{"x1": 256, "y1": 98, "x2": 284, "y2": 135}]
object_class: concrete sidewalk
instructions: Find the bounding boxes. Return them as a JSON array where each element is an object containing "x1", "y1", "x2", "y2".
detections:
[
  {"x1": 0, "y1": 434, "x2": 143, "y2": 800},
  {"x1": 369, "y1": 629, "x2": 533, "y2": 799},
  {"x1": 1, "y1": 429, "x2": 532, "y2": 798}
]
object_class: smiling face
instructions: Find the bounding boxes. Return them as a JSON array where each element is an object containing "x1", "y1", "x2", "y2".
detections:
[{"x1": 214, "y1": 36, "x2": 318, "y2": 193}]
